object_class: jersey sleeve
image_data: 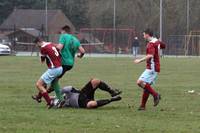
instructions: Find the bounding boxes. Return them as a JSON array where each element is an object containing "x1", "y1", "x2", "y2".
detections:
[
  {"x1": 159, "y1": 41, "x2": 166, "y2": 49},
  {"x1": 59, "y1": 34, "x2": 65, "y2": 45},
  {"x1": 72, "y1": 36, "x2": 81, "y2": 48}
]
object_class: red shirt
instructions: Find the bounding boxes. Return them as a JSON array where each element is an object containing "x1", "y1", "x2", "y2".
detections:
[
  {"x1": 155, "y1": 40, "x2": 166, "y2": 49},
  {"x1": 146, "y1": 38, "x2": 166, "y2": 72},
  {"x1": 40, "y1": 43, "x2": 62, "y2": 68}
]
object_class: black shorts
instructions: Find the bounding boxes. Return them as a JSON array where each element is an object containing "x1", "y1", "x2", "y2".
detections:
[
  {"x1": 58, "y1": 65, "x2": 73, "y2": 78},
  {"x1": 78, "y1": 81, "x2": 95, "y2": 108}
]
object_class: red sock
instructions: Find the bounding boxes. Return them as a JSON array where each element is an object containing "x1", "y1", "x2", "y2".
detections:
[
  {"x1": 41, "y1": 92, "x2": 51, "y2": 105},
  {"x1": 144, "y1": 83, "x2": 158, "y2": 97},
  {"x1": 140, "y1": 90, "x2": 150, "y2": 107}
]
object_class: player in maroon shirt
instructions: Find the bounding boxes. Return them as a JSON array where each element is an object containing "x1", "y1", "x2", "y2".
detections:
[
  {"x1": 134, "y1": 29, "x2": 166, "y2": 110},
  {"x1": 33, "y1": 37, "x2": 63, "y2": 109}
]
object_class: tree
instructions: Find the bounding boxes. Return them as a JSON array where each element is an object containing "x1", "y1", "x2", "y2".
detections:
[{"x1": 55, "y1": 0, "x2": 90, "y2": 29}]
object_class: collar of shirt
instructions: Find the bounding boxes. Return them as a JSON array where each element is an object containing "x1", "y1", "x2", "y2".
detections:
[
  {"x1": 41, "y1": 42, "x2": 51, "y2": 48},
  {"x1": 149, "y1": 37, "x2": 158, "y2": 43}
]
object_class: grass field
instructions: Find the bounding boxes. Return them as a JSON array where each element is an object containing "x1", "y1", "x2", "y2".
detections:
[{"x1": 0, "y1": 56, "x2": 200, "y2": 133}]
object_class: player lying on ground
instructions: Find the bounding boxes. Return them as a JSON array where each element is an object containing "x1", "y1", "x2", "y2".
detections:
[
  {"x1": 33, "y1": 78, "x2": 122, "y2": 109},
  {"x1": 33, "y1": 37, "x2": 63, "y2": 109},
  {"x1": 134, "y1": 28, "x2": 166, "y2": 111}
]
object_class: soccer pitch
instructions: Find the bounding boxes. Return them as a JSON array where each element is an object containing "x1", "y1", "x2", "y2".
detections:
[{"x1": 0, "y1": 56, "x2": 200, "y2": 133}]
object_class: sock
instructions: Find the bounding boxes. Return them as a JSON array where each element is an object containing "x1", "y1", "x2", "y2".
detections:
[
  {"x1": 140, "y1": 90, "x2": 150, "y2": 108},
  {"x1": 98, "y1": 81, "x2": 114, "y2": 94},
  {"x1": 41, "y1": 92, "x2": 51, "y2": 105},
  {"x1": 96, "y1": 99, "x2": 111, "y2": 107},
  {"x1": 51, "y1": 80, "x2": 63, "y2": 100},
  {"x1": 37, "y1": 92, "x2": 42, "y2": 99},
  {"x1": 144, "y1": 83, "x2": 158, "y2": 97}
]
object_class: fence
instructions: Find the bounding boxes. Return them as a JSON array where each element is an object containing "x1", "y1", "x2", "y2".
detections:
[
  {"x1": 165, "y1": 31, "x2": 200, "y2": 56},
  {"x1": 2, "y1": 27, "x2": 200, "y2": 57},
  {"x1": 79, "y1": 28, "x2": 136, "y2": 54}
]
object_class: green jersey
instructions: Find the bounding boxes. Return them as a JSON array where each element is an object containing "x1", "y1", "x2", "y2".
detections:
[{"x1": 59, "y1": 34, "x2": 81, "y2": 66}]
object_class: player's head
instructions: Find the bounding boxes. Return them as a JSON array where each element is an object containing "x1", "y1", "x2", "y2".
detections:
[
  {"x1": 143, "y1": 28, "x2": 153, "y2": 40},
  {"x1": 33, "y1": 37, "x2": 43, "y2": 47},
  {"x1": 61, "y1": 25, "x2": 71, "y2": 34}
]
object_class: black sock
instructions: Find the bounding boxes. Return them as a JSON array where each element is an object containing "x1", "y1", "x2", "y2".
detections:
[
  {"x1": 98, "y1": 81, "x2": 114, "y2": 94},
  {"x1": 96, "y1": 99, "x2": 111, "y2": 107}
]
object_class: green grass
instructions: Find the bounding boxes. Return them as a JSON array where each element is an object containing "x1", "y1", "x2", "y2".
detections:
[{"x1": 0, "y1": 56, "x2": 200, "y2": 133}]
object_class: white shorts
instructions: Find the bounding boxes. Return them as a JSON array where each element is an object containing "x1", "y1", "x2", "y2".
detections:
[
  {"x1": 40, "y1": 67, "x2": 63, "y2": 84},
  {"x1": 138, "y1": 69, "x2": 158, "y2": 85}
]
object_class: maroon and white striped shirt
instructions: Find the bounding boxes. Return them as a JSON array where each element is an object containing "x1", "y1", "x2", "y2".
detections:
[
  {"x1": 146, "y1": 38, "x2": 166, "y2": 72},
  {"x1": 40, "y1": 43, "x2": 61, "y2": 69}
]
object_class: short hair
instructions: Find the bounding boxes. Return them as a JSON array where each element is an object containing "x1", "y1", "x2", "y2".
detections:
[
  {"x1": 61, "y1": 25, "x2": 71, "y2": 33},
  {"x1": 154, "y1": 33, "x2": 160, "y2": 39},
  {"x1": 33, "y1": 37, "x2": 43, "y2": 43},
  {"x1": 143, "y1": 28, "x2": 153, "y2": 37}
]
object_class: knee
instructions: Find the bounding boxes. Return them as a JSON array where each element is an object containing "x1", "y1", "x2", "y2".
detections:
[
  {"x1": 36, "y1": 80, "x2": 44, "y2": 92},
  {"x1": 36, "y1": 81, "x2": 41, "y2": 89},
  {"x1": 136, "y1": 80, "x2": 144, "y2": 87},
  {"x1": 86, "y1": 101, "x2": 97, "y2": 109},
  {"x1": 136, "y1": 80, "x2": 141, "y2": 86},
  {"x1": 91, "y1": 78, "x2": 100, "y2": 89}
]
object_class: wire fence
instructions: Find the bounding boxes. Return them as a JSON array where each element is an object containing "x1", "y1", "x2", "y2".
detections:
[{"x1": 1, "y1": 26, "x2": 200, "y2": 57}]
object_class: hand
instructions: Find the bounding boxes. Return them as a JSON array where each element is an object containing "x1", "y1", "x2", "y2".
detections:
[
  {"x1": 41, "y1": 60, "x2": 45, "y2": 64},
  {"x1": 134, "y1": 59, "x2": 141, "y2": 64},
  {"x1": 77, "y1": 53, "x2": 81, "y2": 58},
  {"x1": 77, "y1": 53, "x2": 84, "y2": 58},
  {"x1": 40, "y1": 56, "x2": 46, "y2": 63}
]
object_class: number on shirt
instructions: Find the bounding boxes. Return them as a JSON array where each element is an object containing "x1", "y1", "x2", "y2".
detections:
[{"x1": 52, "y1": 47, "x2": 59, "y2": 56}]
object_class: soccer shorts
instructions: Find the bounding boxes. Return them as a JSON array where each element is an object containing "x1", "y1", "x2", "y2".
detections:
[
  {"x1": 138, "y1": 69, "x2": 158, "y2": 85},
  {"x1": 78, "y1": 81, "x2": 95, "y2": 108},
  {"x1": 40, "y1": 66, "x2": 63, "y2": 84}
]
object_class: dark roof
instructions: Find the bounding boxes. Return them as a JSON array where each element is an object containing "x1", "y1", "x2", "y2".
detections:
[
  {"x1": 19, "y1": 28, "x2": 41, "y2": 37},
  {"x1": 0, "y1": 9, "x2": 73, "y2": 31},
  {"x1": 6, "y1": 28, "x2": 41, "y2": 37}
]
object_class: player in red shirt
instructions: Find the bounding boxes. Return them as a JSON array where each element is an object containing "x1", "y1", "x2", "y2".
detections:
[
  {"x1": 33, "y1": 37, "x2": 63, "y2": 108},
  {"x1": 134, "y1": 29, "x2": 166, "y2": 110}
]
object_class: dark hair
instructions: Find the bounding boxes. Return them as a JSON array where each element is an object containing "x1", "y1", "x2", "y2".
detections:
[
  {"x1": 143, "y1": 28, "x2": 153, "y2": 37},
  {"x1": 33, "y1": 37, "x2": 43, "y2": 43},
  {"x1": 154, "y1": 33, "x2": 160, "y2": 39},
  {"x1": 61, "y1": 25, "x2": 71, "y2": 33}
]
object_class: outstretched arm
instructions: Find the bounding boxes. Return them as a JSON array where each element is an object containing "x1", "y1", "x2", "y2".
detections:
[{"x1": 134, "y1": 54, "x2": 153, "y2": 64}]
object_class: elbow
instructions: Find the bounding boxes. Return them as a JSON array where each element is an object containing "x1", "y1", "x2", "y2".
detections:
[
  {"x1": 147, "y1": 55, "x2": 153, "y2": 58},
  {"x1": 56, "y1": 44, "x2": 63, "y2": 51},
  {"x1": 57, "y1": 46, "x2": 62, "y2": 51}
]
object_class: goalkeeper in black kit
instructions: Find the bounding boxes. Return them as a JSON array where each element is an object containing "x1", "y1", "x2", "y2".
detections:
[{"x1": 52, "y1": 78, "x2": 122, "y2": 109}]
